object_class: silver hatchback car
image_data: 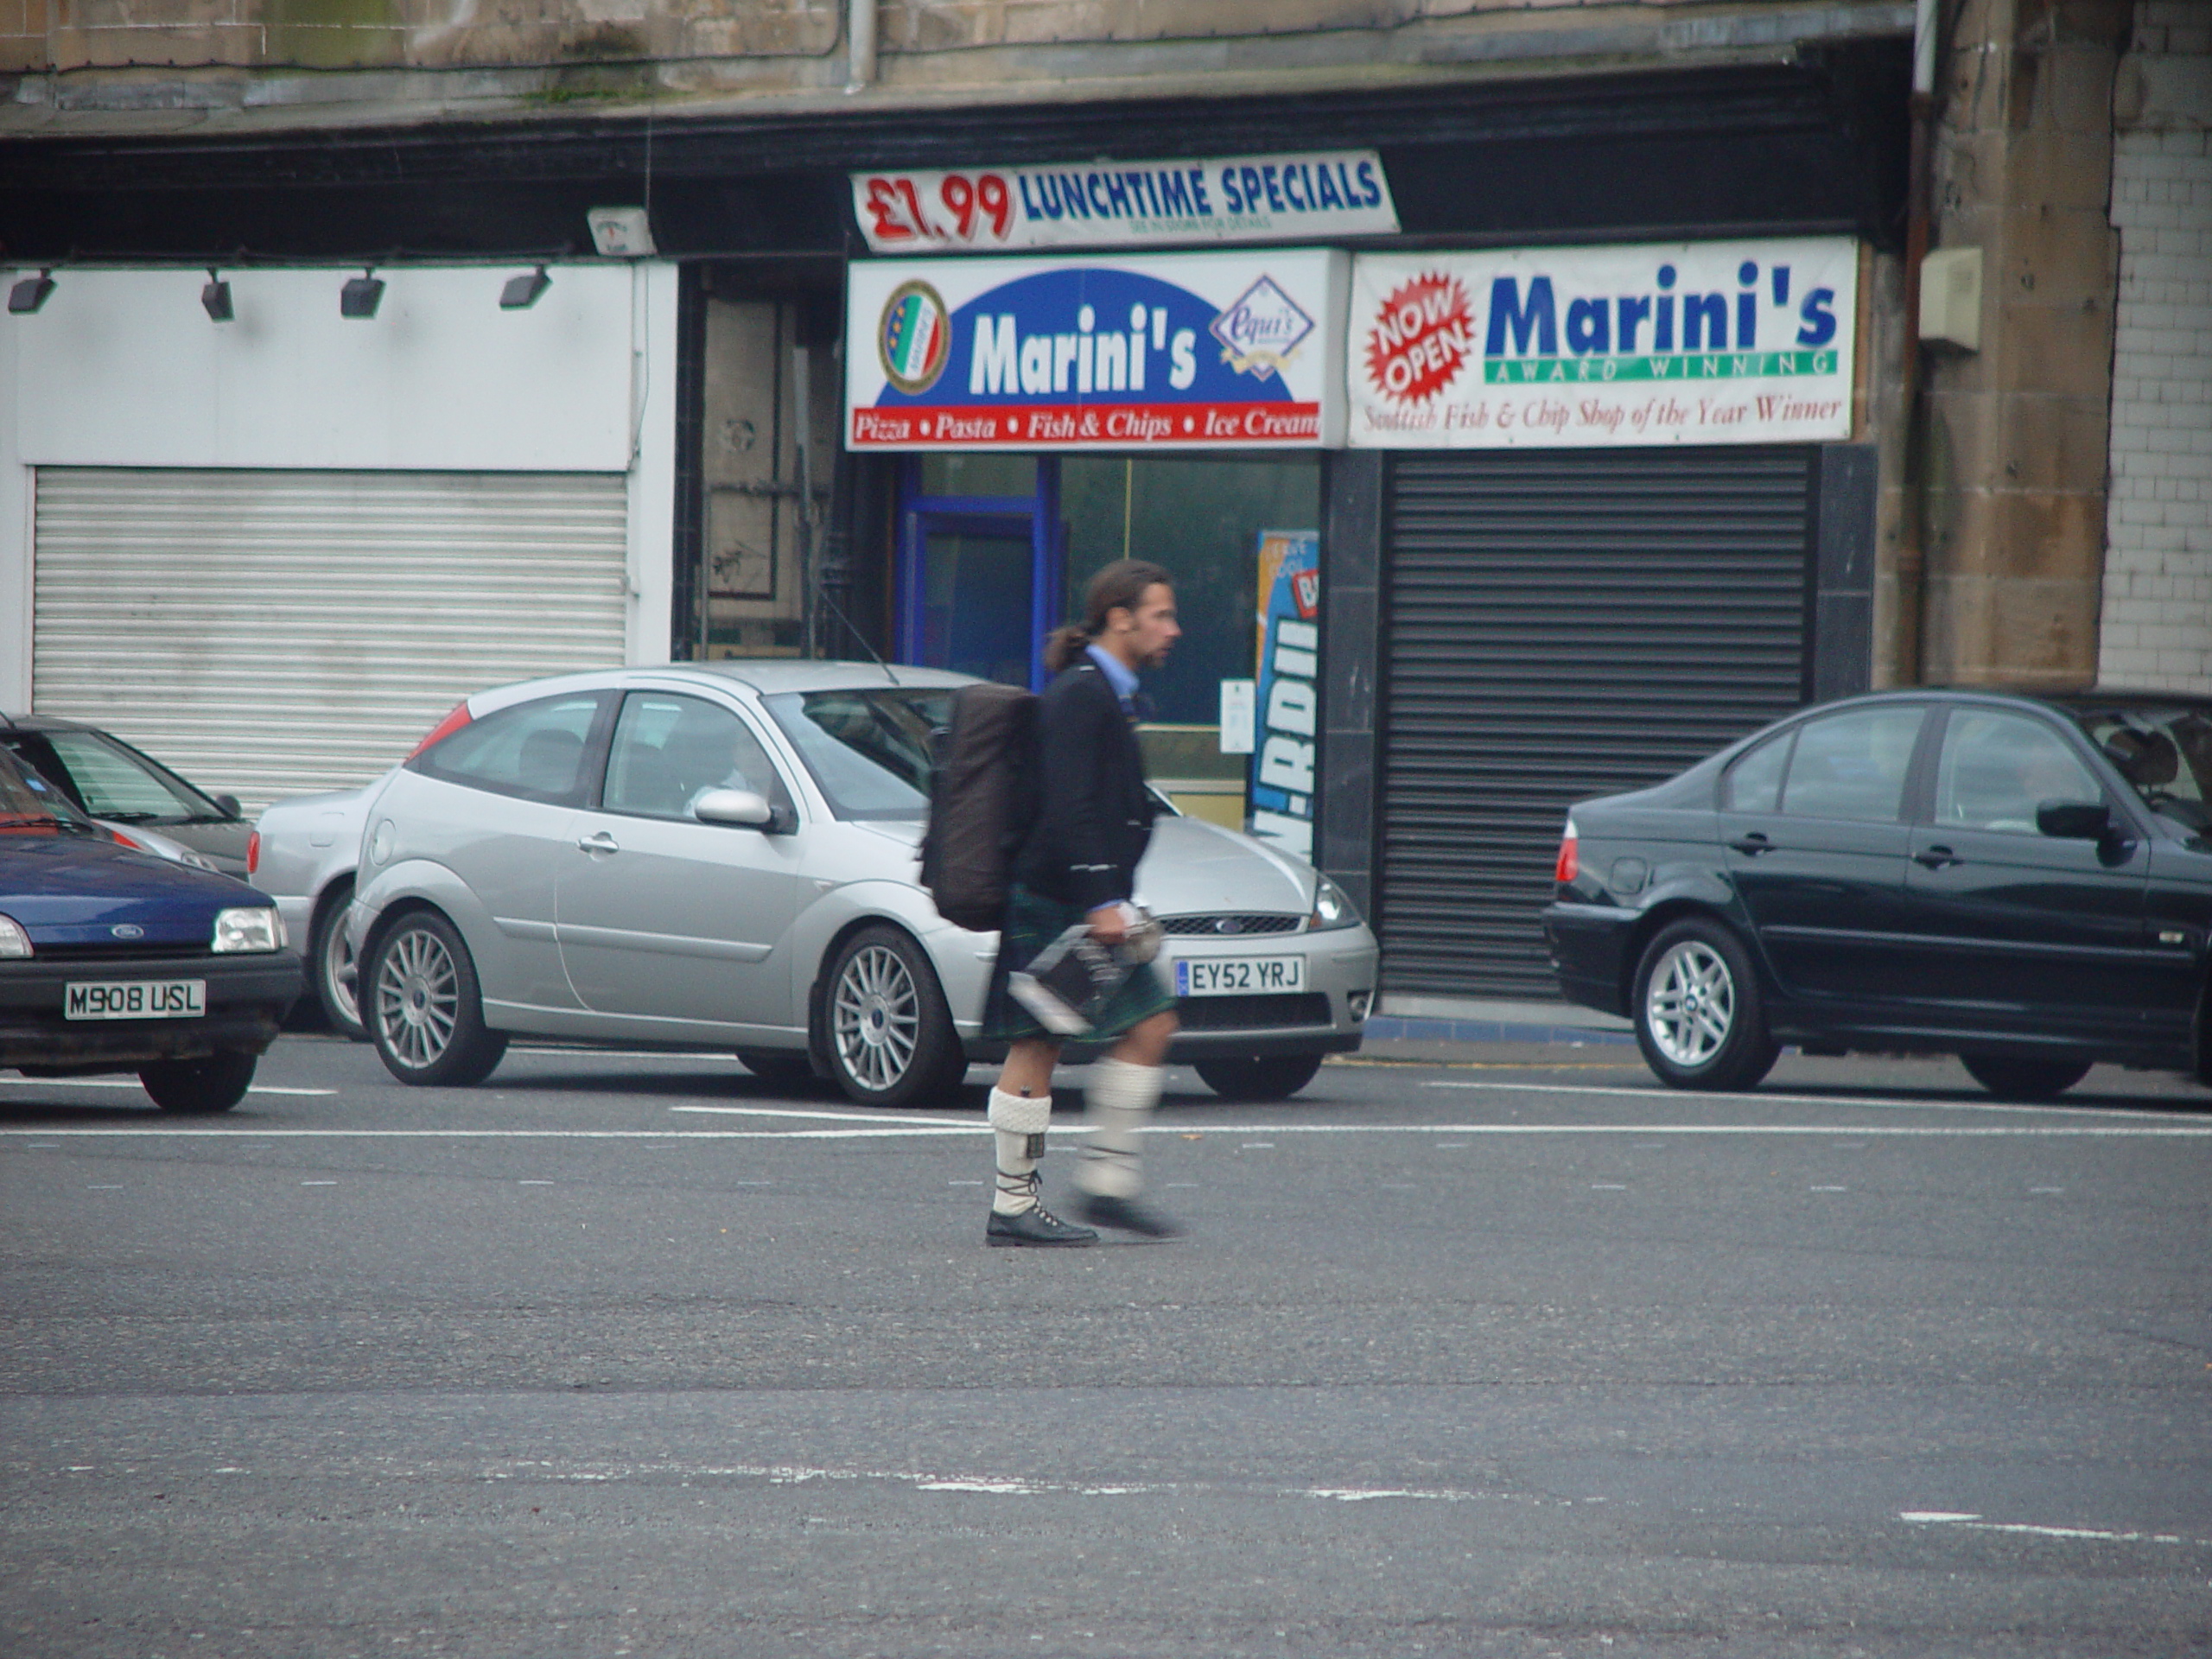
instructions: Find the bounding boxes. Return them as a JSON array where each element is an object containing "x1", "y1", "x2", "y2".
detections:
[{"x1": 346, "y1": 663, "x2": 1378, "y2": 1105}]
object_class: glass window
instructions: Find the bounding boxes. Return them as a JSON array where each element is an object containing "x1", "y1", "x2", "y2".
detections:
[
  {"x1": 762, "y1": 689, "x2": 952, "y2": 821},
  {"x1": 416, "y1": 692, "x2": 607, "y2": 804},
  {"x1": 0, "y1": 746, "x2": 92, "y2": 834},
  {"x1": 921, "y1": 454, "x2": 1036, "y2": 499},
  {"x1": 1779, "y1": 707, "x2": 1926, "y2": 822},
  {"x1": 603, "y1": 693, "x2": 791, "y2": 822},
  {"x1": 1724, "y1": 730, "x2": 1792, "y2": 812},
  {"x1": 1936, "y1": 710, "x2": 2102, "y2": 833},
  {"x1": 2073, "y1": 703, "x2": 2212, "y2": 831},
  {"x1": 4, "y1": 730, "x2": 220, "y2": 823}
]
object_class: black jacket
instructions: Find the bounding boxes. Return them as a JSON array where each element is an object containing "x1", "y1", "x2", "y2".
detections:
[{"x1": 1012, "y1": 659, "x2": 1156, "y2": 912}]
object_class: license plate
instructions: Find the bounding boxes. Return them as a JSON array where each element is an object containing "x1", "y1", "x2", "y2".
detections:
[
  {"x1": 64, "y1": 979, "x2": 207, "y2": 1021},
  {"x1": 1174, "y1": 956, "x2": 1305, "y2": 997}
]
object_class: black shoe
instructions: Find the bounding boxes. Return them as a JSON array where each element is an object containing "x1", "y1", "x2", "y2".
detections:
[
  {"x1": 986, "y1": 1204, "x2": 1098, "y2": 1248},
  {"x1": 1076, "y1": 1192, "x2": 1180, "y2": 1238}
]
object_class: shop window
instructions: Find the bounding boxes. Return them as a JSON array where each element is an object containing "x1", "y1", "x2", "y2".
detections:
[{"x1": 920, "y1": 454, "x2": 1036, "y2": 499}]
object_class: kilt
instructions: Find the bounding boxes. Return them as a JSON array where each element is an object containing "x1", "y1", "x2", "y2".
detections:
[{"x1": 980, "y1": 884, "x2": 1177, "y2": 1044}]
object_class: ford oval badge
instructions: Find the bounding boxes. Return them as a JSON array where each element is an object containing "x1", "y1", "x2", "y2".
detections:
[{"x1": 111, "y1": 924, "x2": 144, "y2": 940}]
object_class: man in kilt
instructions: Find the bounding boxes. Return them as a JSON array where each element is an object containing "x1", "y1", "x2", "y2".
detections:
[{"x1": 980, "y1": 559, "x2": 1183, "y2": 1247}]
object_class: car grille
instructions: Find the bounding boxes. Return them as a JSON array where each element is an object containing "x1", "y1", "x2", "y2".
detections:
[
  {"x1": 1174, "y1": 992, "x2": 1332, "y2": 1031},
  {"x1": 23, "y1": 943, "x2": 213, "y2": 963},
  {"x1": 1159, "y1": 913, "x2": 1304, "y2": 937}
]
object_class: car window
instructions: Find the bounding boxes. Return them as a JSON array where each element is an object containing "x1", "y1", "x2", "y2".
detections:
[
  {"x1": 10, "y1": 729, "x2": 216, "y2": 822},
  {"x1": 761, "y1": 690, "x2": 953, "y2": 822},
  {"x1": 602, "y1": 693, "x2": 792, "y2": 822},
  {"x1": 2073, "y1": 704, "x2": 2212, "y2": 831},
  {"x1": 0, "y1": 747, "x2": 94, "y2": 835},
  {"x1": 1778, "y1": 707, "x2": 1925, "y2": 822},
  {"x1": 1723, "y1": 730, "x2": 1792, "y2": 812},
  {"x1": 416, "y1": 692, "x2": 606, "y2": 804},
  {"x1": 1936, "y1": 710, "x2": 2102, "y2": 834}
]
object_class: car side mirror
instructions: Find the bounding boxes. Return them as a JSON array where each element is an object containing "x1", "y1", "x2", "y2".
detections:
[
  {"x1": 213, "y1": 793, "x2": 242, "y2": 819},
  {"x1": 692, "y1": 788, "x2": 773, "y2": 829},
  {"x1": 2036, "y1": 799, "x2": 2112, "y2": 840}
]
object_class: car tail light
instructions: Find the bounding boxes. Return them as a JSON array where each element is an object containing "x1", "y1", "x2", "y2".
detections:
[
  {"x1": 1554, "y1": 819, "x2": 1579, "y2": 885},
  {"x1": 407, "y1": 700, "x2": 473, "y2": 759},
  {"x1": 246, "y1": 830, "x2": 261, "y2": 874}
]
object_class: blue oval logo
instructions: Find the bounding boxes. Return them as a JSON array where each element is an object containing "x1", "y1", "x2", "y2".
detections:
[{"x1": 111, "y1": 924, "x2": 144, "y2": 940}]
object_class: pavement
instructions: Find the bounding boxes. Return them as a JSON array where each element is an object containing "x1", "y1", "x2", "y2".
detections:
[{"x1": 1, "y1": 1033, "x2": 2208, "y2": 1657}]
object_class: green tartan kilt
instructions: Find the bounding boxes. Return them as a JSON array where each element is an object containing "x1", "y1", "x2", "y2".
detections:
[{"x1": 981, "y1": 884, "x2": 1178, "y2": 1044}]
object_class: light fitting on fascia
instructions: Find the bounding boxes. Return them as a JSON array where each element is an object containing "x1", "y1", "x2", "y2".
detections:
[
  {"x1": 8, "y1": 270, "x2": 55, "y2": 315},
  {"x1": 340, "y1": 268, "x2": 385, "y2": 319},
  {"x1": 201, "y1": 270, "x2": 234, "y2": 322},
  {"x1": 500, "y1": 265, "x2": 551, "y2": 309}
]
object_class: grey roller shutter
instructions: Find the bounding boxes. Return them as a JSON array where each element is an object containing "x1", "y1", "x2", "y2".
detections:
[
  {"x1": 1379, "y1": 447, "x2": 1814, "y2": 1001},
  {"x1": 31, "y1": 468, "x2": 629, "y2": 812}
]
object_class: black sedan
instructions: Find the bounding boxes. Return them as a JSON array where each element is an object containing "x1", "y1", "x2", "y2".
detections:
[
  {"x1": 1543, "y1": 688, "x2": 2212, "y2": 1099},
  {"x1": 0, "y1": 714, "x2": 251, "y2": 876}
]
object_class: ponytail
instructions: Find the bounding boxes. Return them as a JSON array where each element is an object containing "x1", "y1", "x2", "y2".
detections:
[{"x1": 1043, "y1": 558, "x2": 1174, "y2": 676}]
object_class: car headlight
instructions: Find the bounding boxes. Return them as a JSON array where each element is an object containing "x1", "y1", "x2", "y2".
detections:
[
  {"x1": 0, "y1": 914, "x2": 29, "y2": 958},
  {"x1": 213, "y1": 906, "x2": 285, "y2": 953},
  {"x1": 1308, "y1": 874, "x2": 1360, "y2": 931}
]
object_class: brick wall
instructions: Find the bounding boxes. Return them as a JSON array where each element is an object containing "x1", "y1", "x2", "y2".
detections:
[{"x1": 2100, "y1": 2, "x2": 2212, "y2": 692}]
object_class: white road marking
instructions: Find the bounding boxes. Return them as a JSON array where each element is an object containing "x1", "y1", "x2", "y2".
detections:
[
  {"x1": 1902, "y1": 1511, "x2": 2197, "y2": 1545},
  {"x1": 301, "y1": 1179, "x2": 335, "y2": 1185},
  {"x1": 3, "y1": 1122, "x2": 2211, "y2": 1141},
  {"x1": 673, "y1": 1103, "x2": 955, "y2": 1128},
  {"x1": 0, "y1": 1077, "x2": 334, "y2": 1096},
  {"x1": 1810, "y1": 1185, "x2": 1848, "y2": 1192},
  {"x1": 1424, "y1": 1077, "x2": 2188, "y2": 1121},
  {"x1": 518, "y1": 1179, "x2": 555, "y2": 1185},
  {"x1": 1591, "y1": 1183, "x2": 1627, "y2": 1190}
]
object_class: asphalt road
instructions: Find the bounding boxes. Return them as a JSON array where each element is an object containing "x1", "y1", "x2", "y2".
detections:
[{"x1": 3, "y1": 1035, "x2": 2209, "y2": 1658}]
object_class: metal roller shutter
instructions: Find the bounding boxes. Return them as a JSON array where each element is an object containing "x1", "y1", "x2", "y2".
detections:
[
  {"x1": 1380, "y1": 447, "x2": 1814, "y2": 1001},
  {"x1": 32, "y1": 468, "x2": 630, "y2": 811}
]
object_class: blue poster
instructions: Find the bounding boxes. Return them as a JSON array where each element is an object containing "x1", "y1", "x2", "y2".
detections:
[{"x1": 1249, "y1": 530, "x2": 1320, "y2": 860}]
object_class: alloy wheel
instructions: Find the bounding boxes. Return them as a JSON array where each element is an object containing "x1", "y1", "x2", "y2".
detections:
[
  {"x1": 322, "y1": 906, "x2": 360, "y2": 1028},
  {"x1": 831, "y1": 943, "x2": 921, "y2": 1093},
  {"x1": 376, "y1": 925, "x2": 459, "y2": 1071},
  {"x1": 1644, "y1": 938, "x2": 1736, "y2": 1067}
]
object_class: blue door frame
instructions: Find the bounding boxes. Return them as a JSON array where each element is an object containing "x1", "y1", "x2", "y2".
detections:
[{"x1": 896, "y1": 456, "x2": 1065, "y2": 691}]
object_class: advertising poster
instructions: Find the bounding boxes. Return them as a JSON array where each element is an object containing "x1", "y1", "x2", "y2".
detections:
[
  {"x1": 845, "y1": 250, "x2": 1348, "y2": 452},
  {"x1": 1249, "y1": 530, "x2": 1321, "y2": 861},
  {"x1": 850, "y1": 152, "x2": 1397, "y2": 255},
  {"x1": 1347, "y1": 237, "x2": 1858, "y2": 448}
]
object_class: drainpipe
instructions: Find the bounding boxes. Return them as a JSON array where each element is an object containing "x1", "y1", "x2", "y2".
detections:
[
  {"x1": 1895, "y1": 0, "x2": 1940, "y2": 683},
  {"x1": 846, "y1": 0, "x2": 876, "y2": 92}
]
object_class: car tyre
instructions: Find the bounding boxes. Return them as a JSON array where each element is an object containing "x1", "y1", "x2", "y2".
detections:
[
  {"x1": 1195, "y1": 1054, "x2": 1323, "y2": 1102},
  {"x1": 1632, "y1": 918, "x2": 1780, "y2": 1091},
  {"x1": 310, "y1": 880, "x2": 367, "y2": 1041},
  {"x1": 737, "y1": 1049, "x2": 823, "y2": 1091},
  {"x1": 823, "y1": 925, "x2": 965, "y2": 1108},
  {"x1": 1960, "y1": 1054, "x2": 2093, "y2": 1100},
  {"x1": 366, "y1": 910, "x2": 508, "y2": 1087},
  {"x1": 140, "y1": 1049, "x2": 257, "y2": 1113}
]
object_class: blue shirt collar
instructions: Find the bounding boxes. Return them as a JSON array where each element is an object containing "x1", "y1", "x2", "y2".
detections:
[{"x1": 1084, "y1": 642, "x2": 1141, "y2": 706}]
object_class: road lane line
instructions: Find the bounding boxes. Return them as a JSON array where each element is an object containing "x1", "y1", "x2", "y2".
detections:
[
  {"x1": 671, "y1": 1103, "x2": 955, "y2": 1128},
  {"x1": 1901, "y1": 1511, "x2": 2199, "y2": 1546},
  {"x1": 0, "y1": 1078, "x2": 335, "y2": 1096},
  {"x1": 3, "y1": 1123, "x2": 2210, "y2": 1139},
  {"x1": 1423, "y1": 1078, "x2": 2194, "y2": 1120}
]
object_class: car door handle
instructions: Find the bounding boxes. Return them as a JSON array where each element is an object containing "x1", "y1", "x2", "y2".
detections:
[
  {"x1": 1727, "y1": 833, "x2": 1772, "y2": 855},
  {"x1": 1913, "y1": 845, "x2": 1961, "y2": 869},
  {"x1": 576, "y1": 830, "x2": 620, "y2": 855}
]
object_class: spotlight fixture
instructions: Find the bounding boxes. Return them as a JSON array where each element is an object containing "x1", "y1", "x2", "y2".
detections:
[
  {"x1": 499, "y1": 265, "x2": 551, "y2": 310},
  {"x1": 201, "y1": 270, "x2": 233, "y2": 322},
  {"x1": 340, "y1": 268, "x2": 385, "y2": 319},
  {"x1": 8, "y1": 270, "x2": 55, "y2": 315}
]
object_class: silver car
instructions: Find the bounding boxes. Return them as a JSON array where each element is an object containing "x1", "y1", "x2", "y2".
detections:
[
  {"x1": 252, "y1": 783, "x2": 377, "y2": 1039},
  {"x1": 345, "y1": 663, "x2": 1377, "y2": 1105}
]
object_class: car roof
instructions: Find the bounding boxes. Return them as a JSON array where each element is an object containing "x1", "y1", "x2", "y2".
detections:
[
  {"x1": 655, "y1": 661, "x2": 977, "y2": 695},
  {"x1": 0, "y1": 713, "x2": 99, "y2": 733}
]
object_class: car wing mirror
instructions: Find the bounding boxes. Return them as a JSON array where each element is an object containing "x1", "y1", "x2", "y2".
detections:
[
  {"x1": 692, "y1": 788, "x2": 773, "y2": 829},
  {"x1": 213, "y1": 793, "x2": 242, "y2": 818},
  {"x1": 2036, "y1": 799, "x2": 2112, "y2": 839}
]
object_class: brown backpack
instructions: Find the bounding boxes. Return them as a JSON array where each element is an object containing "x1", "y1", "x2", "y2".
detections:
[{"x1": 917, "y1": 682, "x2": 1039, "y2": 931}]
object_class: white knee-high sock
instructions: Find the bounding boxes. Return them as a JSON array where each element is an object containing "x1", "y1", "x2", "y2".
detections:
[
  {"x1": 988, "y1": 1087, "x2": 1052, "y2": 1215},
  {"x1": 1075, "y1": 1058, "x2": 1160, "y2": 1198}
]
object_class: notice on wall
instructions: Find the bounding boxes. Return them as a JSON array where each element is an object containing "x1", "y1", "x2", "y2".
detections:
[
  {"x1": 1249, "y1": 531, "x2": 1321, "y2": 861},
  {"x1": 850, "y1": 152, "x2": 1397, "y2": 255},
  {"x1": 1346, "y1": 238, "x2": 1858, "y2": 448},
  {"x1": 845, "y1": 251, "x2": 1346, "y2": 451}
]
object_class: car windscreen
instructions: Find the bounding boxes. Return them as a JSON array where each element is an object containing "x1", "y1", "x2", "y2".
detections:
[
  {"x1": 2072, "y1": 704, "x2": 2212, "y2": 831},
  {"x1": 0, "y1": 747, "x2": 99, "y2": 836},
  {"x1": 3, "y1": 729, "x2": 226, "y2": 823},
  {"x1": 760, "y1": 689, "x2": 953, "y2": 821}
]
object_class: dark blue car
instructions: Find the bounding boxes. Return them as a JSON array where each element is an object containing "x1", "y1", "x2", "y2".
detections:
[{"x1": 0, "y1": 745, "x2": 302, "y2": 1112}]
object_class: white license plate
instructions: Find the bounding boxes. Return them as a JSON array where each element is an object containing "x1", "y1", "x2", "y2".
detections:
[
  {"x1": 1173, "y1": 956, "x2": 1305, "y2": 997},
  {"x1": 64, "y1": 979, "x2": 207, "y2": 1021}
]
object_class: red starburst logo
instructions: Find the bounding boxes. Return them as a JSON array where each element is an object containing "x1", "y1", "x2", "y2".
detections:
[{"x1": 1363, "y1": 272, "x2": 1475, "y2": 406}]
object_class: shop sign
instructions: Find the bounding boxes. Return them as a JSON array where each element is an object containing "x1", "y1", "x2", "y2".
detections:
[
  {"x1": 1346, "y1": 238, "x2": 1859, "y2": 448},
  {"x1": 845, "y1": 251, "x2": 1347, "y2": 451},
  {"x1": 850, "y1": 152, "x2": 1397, "y2": 255},
  {"x1": 1249, "y1": 531, "x2": 1321, "y2": 861}
]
